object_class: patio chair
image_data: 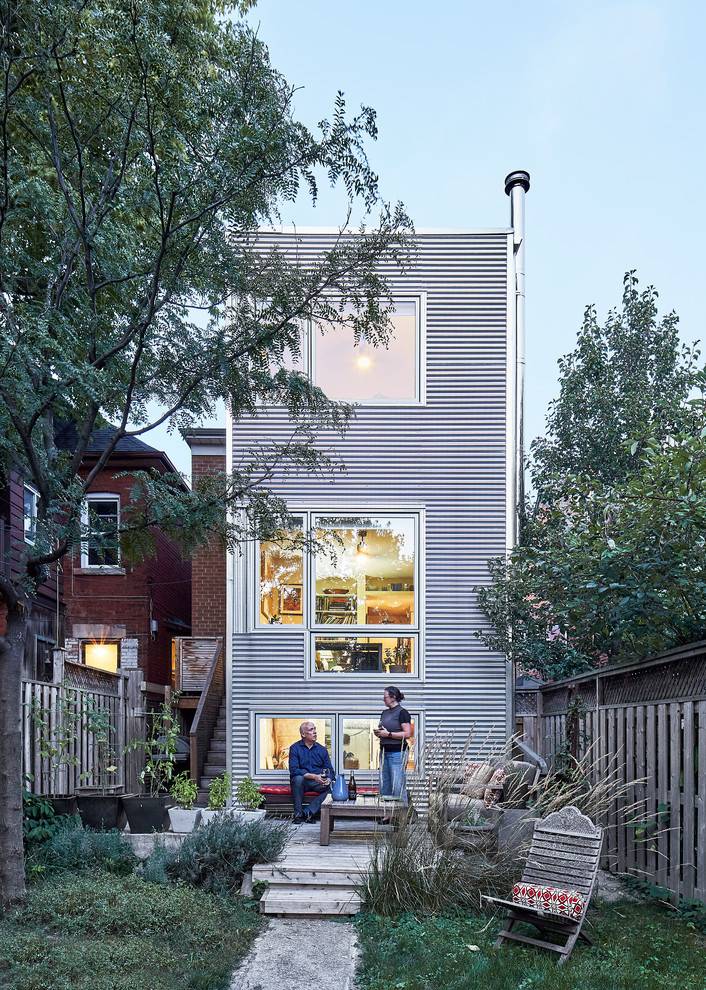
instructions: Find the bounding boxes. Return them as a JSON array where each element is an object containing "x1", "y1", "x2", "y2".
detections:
[{"x1": 482, "y1": 805, "x2": 603, "y2": 964}]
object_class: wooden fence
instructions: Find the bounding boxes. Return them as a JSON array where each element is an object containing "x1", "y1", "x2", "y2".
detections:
[
  {"x1": 21, "y1": 654, "x2": 149, "y2": 797},
  {"x1": 517, "y1": 641, "x2": 706, "y2": 903}
]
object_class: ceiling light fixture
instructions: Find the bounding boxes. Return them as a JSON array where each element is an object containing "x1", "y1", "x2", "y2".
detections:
[{"x1": 357, "y1": 530, "x2": 368, "y2": 554}]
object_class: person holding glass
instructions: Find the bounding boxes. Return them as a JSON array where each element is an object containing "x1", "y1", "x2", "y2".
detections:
[{"x1": 373, "y1": 686, "x2": 412, "y2": 808}]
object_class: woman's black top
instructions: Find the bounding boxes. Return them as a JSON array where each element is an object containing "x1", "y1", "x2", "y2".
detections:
[{"x1": 378, "y1": 705, "x2": 412, "y2": 753}]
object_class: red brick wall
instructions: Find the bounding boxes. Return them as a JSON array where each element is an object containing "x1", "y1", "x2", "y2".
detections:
[
  {"x1": 63, "y1": 468, "x2": 191, "y2": 685},
  {"x1": 190, "y1": 453, "x2": 226, "y2": 639}
]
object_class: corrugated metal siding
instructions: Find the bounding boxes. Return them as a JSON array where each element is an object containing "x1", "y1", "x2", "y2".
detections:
[{"x1": 229, "y1": 231, "x2": 511, "y2": 778}]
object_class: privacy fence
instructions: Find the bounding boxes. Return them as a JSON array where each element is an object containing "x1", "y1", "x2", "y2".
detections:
[
  {"x1": 517, "y1": 641, "x2": 706, "y2": 904},
  {"x1": 21, "y1": 653, "x2": 150, "y2": 797}
]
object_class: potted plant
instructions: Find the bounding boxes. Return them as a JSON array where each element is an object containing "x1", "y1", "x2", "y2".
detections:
[
  {"x1": 168, "y1": 772, "x2": 201, "y2": 832},
  {"x1": 233, "y1": 776, "x2": 266, "y2": 822},
  {"x1": 122, "y1": 694, "x2": 179, "y2": 833},
  {"x1": 200, "y1": 771, "x2": 231, "y2": 824},
  {"x1": 76, "y1": 703, "x2": 124, "y2": 830}
]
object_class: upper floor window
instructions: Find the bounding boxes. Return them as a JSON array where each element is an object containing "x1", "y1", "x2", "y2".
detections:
[
  {"x1": 82, "y1": 640, "x2": 120, "y2": 673},
  {"x1": 82, "y1": 496, "x2": 120, "y2": 568},
  {"x1": 259, "y1": 520, "x2": 304, "y2": 625},
  {"x1": 277, "y1": 297, "x2": 423, "y2": 405},
  {"x1": 23, "y1": 485, "x2": 38, "y2": 543}
]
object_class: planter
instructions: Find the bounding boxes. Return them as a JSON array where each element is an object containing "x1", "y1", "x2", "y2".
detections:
[
  {"x1": 49, "y1": 796, "x2": 80, "y2": 819},
  {"x1": 200, "y1": 807, "x2": 266, "y2": 825},
  {"x1": 76, "y1": 793, "x2": 126, "y2": 831},
  {"x1": 168, "y1": 807, "x2": 202, "y2": 832},
  {"x1": 122, "y1": 795, "x2": 172, "y2": 834}
]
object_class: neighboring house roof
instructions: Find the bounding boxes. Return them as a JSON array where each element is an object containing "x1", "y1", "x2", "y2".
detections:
[{"x1": 55, "y1": 422, "x2": 185, "y2": 484}]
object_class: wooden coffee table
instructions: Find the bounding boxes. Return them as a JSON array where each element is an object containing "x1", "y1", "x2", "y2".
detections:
[{"x1": 319, "y1": 794, "x2": 405, "y2": 845}]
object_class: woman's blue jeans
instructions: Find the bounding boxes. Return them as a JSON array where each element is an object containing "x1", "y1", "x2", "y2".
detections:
[{"x1": 379, "y1": 749, "x2": 408, "y2": 804}]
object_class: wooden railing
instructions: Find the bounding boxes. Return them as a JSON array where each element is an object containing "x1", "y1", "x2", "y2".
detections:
[{"x1": 190, "y1": 640, "x2": 225, "y2": 787}]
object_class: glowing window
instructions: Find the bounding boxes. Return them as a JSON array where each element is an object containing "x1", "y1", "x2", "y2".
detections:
[
  {"x1": 258, "y1": 521, "x2": 304, "y2": 625},
  {"x1": 82, "y1": 641, "x2": 120, "y2": 673}
]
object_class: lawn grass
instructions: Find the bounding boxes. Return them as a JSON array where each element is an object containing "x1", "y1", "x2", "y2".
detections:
[
  {"x1": 355, "y1": 898, "x2": 706, "y2": 990},
  {"x1": 0, "y1": 870, "x2": 263, "y2": 990}
]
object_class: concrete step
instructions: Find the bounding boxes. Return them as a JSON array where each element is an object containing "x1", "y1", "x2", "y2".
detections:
[
  {"x1": 203, "y1": 762, "x2": 227, "y2": 777},
  {"x1": 208, "y1": 741, "x2": 226, "y2": 754},
  {"x1": 259, "y1": 885, "x2": 361, "y2": 916}
]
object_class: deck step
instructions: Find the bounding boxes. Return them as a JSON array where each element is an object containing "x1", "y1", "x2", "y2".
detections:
[
  {"x1": 252, "y1": 867, "x2": 363, "y2": 885},
  {"x1": 259, "y1": 886, "x2": 362, "y2": 916}
]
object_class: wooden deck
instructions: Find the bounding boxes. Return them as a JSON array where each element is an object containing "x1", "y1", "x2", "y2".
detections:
[{"x1": 252, "y1": 817, "x2": 388, "y2": 917}]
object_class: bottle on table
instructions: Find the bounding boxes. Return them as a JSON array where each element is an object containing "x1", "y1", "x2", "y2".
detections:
[{"x1": 348, "y1": 772, "x2": 357, "y2": 801}]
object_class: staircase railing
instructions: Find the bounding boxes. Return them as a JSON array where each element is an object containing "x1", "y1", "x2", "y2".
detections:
[{"x1": 189, "y1": 639, "x2": 224, "y2": 787}]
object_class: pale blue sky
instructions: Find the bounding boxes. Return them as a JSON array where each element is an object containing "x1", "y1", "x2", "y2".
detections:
[{"x1": 148, "y1": 0, "x2": 705, "y2": 477}]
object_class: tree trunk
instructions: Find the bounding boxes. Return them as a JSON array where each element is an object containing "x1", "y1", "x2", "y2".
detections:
[{"x1": 0, "y1": 602, "x2": 28, "y2": 909}]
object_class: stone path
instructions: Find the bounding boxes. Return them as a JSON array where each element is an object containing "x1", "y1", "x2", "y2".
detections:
[{"x1": 228, "y1": 917, "x2": 359, "y2": 990}]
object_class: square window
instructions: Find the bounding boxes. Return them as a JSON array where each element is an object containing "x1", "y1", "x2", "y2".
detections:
[
  {"x1": 257, "y1": 716, "x2": 332, "y2": 772},
  {"x1": 314, "y1": 300, "x2": 419, "y2": 403}
]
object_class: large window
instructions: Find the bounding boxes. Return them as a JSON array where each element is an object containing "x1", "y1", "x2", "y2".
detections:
[
  {"x1": 255, "y1": 713, "x2": 417, "y2": 775},
  {"x1": 314, "y1": 300, "x2": 420, "y2": 403},
  {"x1": 273, "y1": 298, "x2": 423, "y2": 405},
  {"x1": 255, "y1": 511, "x2": 420, "y2": 677},
  {"x1": 82, "y1": 495, "x2": 120, "y2": 568}
]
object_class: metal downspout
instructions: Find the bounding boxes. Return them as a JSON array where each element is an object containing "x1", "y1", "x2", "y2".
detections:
[{"x1": 504, "y1": 169, "x2": 530, "y2": 739}]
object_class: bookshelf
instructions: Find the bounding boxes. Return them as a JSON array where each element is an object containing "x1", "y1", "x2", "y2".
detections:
[{"x1": 315, "y1": 591, "x2": 357, "y2": 624}]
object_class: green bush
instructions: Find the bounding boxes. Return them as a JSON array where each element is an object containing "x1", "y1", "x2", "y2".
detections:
[
  {"x1": 22, "y1": 787, "x2": 72, "y2": 853},
  {"x1": 30, "y1": 825, "x2": 137, "y2": 876},
  {"x1": 162, "y1": 813, "x2": 290, "y2": 895}
]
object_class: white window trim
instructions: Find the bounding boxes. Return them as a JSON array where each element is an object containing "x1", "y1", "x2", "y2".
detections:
[
  {"x1": 251, "y1": 709, "x2": 422, "y2": 779},
  {"x1": 80, "y1": 493, "x2": 122, "y2": 570},
  {"x1": 23, "y1": 484, "x2": 38, "y2": 544}
]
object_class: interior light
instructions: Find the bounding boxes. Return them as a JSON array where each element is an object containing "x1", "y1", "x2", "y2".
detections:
[
  {"x1": 84, "y1": 641, "x2": 119, "y2": 673},
  {"x1": 356, "y1": 530, "x2": 368, "y2": 554},
  {"x1": 356, "y1": 355, "x2": 372, "y2": 369}
]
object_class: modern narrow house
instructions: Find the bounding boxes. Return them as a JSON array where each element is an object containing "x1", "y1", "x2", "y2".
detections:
[{"x1": 225, "y1": 172, "x2": 530, "y2": 786}]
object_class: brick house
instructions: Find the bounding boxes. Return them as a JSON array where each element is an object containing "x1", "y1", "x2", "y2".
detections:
[{"x1": 56, "y1": 425, "x2": 192, "y2": 688}]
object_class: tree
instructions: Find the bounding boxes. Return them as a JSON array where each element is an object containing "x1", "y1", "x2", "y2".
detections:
[
  {"x1": 0, "y1": 0, "x2": 411, "y2": 907},
  {"x1": 531, "y1": 271, "x2": 698, "y2": 495},
  {"x1": 476, "y1": 275, "x2": 704, "y2": 680}
]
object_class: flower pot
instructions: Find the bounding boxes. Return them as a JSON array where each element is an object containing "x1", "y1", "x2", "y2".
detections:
[
  {"x1": 76, "y1": 793, "x2": 125, "y2": 831},
  {"x1": 168, "y1": 807, "x2": 201, "y2": 832},
  {"x1": 122, "y1": 795, "x2": 172, "y2": 833},
  {"x1": 233, "y1": 807, "x2": 266, "y2": 823},
  {"x1": 49, "y1": 796, "x2": 80, "y2": 819}
]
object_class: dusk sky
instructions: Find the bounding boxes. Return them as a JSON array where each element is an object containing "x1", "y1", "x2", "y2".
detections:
[{"x1": 147, "y1": 1, "x2": 705, "y2": 477}]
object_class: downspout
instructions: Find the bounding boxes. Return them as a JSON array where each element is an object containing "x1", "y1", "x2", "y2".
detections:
[{"x1": 504, "y1": 170, "x2": 530, "y2": 740}]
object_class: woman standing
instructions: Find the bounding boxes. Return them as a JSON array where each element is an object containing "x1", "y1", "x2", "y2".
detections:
[{"x1": 373, "y1": 685, "x2": 413, "y2": 804}]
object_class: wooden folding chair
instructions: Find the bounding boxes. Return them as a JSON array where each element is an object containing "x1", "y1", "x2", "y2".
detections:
[{"x1": 482, "y1": 805, "x2": 603, "y2": 964}]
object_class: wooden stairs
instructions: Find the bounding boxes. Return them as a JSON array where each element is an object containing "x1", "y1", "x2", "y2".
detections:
[
  {"x1": 196, "y1": 699, "x2": 227, "y2": 806},
  {"x1": 251, "y1": 822, "x2": 374, "y2": 916}
]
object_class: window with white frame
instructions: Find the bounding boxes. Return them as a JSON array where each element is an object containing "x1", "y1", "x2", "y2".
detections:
[
  {"x1": 81, "y1": 495, "x2": 120, "y2": 567},
  {"x1": 256, "y1": 511, "x2": 420, "y2": 676},
  {"x1": 275, "y1": 297, "x2": 423, "y2": 404},
  {"x1": 23, "y1": 485, "x2": 38, "y2": 543},
  {"x1": 255, "y1": 712, "x2": 418, "y2": 775}
]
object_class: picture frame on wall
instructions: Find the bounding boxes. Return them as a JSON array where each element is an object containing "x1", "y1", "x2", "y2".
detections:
[{"x1": 280, "y1": 584, "x2": 303, "y2": 615}]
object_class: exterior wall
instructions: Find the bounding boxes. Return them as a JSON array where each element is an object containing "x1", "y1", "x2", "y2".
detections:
[
  {"x1": 228, "y1": 229, "x2": 513, "y2": 781},
  {"x1": 63, "y1": 465, "x2": 191, "y2": 686},
  {"x1": 190, "y1": 451, "x2": 227, "y2": 639},
  {"x1": 0, "y1": 473, "x2": 63, "y2": 680}
]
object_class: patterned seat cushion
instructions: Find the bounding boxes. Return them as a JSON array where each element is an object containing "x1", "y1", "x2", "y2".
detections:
[{"x1": 512, "y1": 882, "x2": 586, "y2": 920}]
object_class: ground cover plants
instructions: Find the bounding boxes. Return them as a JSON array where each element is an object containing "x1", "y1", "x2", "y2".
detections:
[
  {"x1": 1, "y1": 815, "x2": 288, "y2": 989},
  {"x1": 355, "y1": 900, "x2": 706, "y2": 990}
]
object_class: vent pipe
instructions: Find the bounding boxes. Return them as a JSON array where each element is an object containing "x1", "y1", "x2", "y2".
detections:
[{"x1": 505, "y1": 170, "x2": 530, "y2": 547}]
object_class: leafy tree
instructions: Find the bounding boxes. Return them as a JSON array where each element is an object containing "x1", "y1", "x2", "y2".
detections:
[
  {"x1": 477, "y1": 276, "x2": 704, "y2": 680},
  {"x1": 0, "y1": 0, "x2": 411, "y2": 907},
  {"x1": 531, "y1": 271, "x2": 698, "y2": 494}
]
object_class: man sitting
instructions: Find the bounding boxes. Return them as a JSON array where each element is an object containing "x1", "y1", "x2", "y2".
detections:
[{"x1": 288, "y1": 721, "x2": 334, "y2": 823}]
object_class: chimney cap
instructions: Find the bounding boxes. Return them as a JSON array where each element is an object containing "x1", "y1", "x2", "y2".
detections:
[{"x1": 504, "y1": 170, "x2": 531, "y2": 196}]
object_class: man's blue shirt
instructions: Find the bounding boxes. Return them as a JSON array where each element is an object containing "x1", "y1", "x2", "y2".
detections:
[{"x1": 288, "y1": 739, "x2": 334, "y2": 779}]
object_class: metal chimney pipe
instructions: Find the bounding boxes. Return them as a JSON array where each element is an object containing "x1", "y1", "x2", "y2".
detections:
[{"x1": 505, "y1": 170, "x2": 530, "y2": 547}]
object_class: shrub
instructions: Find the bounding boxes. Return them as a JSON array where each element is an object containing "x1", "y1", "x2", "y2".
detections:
[
  {"x1": 207, "y1": 770, "x2": 231, "y2": 810},
  {"x1": 30, "y1": 825, "x2": 137, "y2": 876},
  {"x1": 169, "y1": 771, "x2": 197, "y2": 809},
  {"x1": 167, "y1": 813, "x2": 290, "y2": 895},
  {"x1": 22, "y1": 786, "x2": 71, "y2": 853}
]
